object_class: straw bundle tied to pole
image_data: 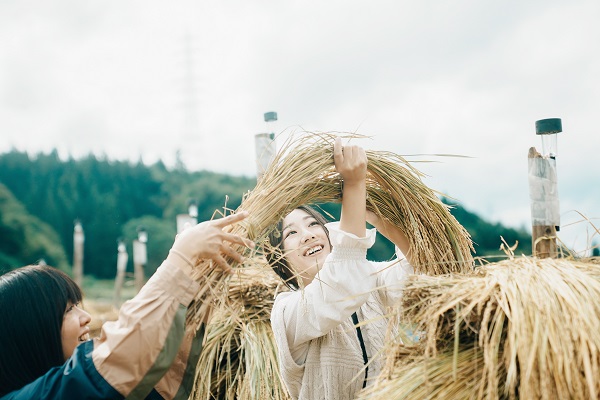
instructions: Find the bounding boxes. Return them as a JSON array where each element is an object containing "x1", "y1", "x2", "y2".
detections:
[
  {"x1": 360, "y1": 256, "x2": 600, "y2": 399},
  {"x1": 188, "y1": 131, "x2": 475, "y2": 399}
]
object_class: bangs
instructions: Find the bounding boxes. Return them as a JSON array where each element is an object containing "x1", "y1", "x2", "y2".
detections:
[
  {"x1": 54, "y1": 269, "x2": 83, "y2": 305},
  {"x1": 9, "y1": 266, "x2": 83, "y2": 310}
]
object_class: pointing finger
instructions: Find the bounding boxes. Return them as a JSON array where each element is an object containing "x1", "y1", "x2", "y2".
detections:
[{"x1": 213, "y1": 211, "x2": 249, "y2": 228}]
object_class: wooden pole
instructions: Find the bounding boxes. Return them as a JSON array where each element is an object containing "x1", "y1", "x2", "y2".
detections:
[
  {"x1": 113, "y1": 240, "x2": 128, "y2": 308},
  {"x1": 73, "y1": 220, "x2": 84, "y2": 287},
  {"x1": 133, "y1": 239, "x2": 146, "y2": 292},
  {"x1": 133, "y1": 227, "x2": 148, "y2": 292},
  {"x1": 532, "y1": 225, "x2": 557, "y2": 259}
]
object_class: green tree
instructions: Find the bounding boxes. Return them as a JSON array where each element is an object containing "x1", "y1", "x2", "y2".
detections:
[
  {"x1": 0, "y1": 183, "x2": 69, "y2": 273},
  {"x1": 442, "y1": 197, "x2": 532, "y2": 257}
]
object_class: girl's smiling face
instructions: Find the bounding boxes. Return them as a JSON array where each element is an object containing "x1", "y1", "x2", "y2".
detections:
[
  {"x1": 61, "y1": 302, "x2": 91, "y2": 361},
  {"x1": 282, "y1": 208, "x2": 332, "y2": 287}
]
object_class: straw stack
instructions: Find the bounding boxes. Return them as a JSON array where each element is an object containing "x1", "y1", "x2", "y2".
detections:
[
  {"x1": 360, "y1": 256, "x2": 600, "y2": 399},
  {"x1": 191, "y1": 264, "x2": 290, "y2": 400}
]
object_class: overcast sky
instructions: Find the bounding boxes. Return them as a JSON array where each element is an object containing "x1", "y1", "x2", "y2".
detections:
[{"x1": 1, "y1": 0, "x2": 598, "y2": 255}]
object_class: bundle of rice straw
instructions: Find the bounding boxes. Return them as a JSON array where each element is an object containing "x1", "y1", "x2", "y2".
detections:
[
  {"x1": 359, "y1": 256, "x2": 600, "y2": 399},
  {"x1": 191, "y1": 263, "x2": 290, "y2": 400},
  {"x1": 243, "y1": 131, "x2": 474, "y2": 275},
  {"x1": 188, "y1": 131, "x2": 474, "y2": 398}
]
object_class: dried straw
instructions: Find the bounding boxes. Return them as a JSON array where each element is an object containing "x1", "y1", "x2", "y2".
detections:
[
  {"x1": 241, "y1": 131, "x2": 474, "y2": 276},
  {"x1": 361, "y1": 257, "x2": 600, "y2": 399},
  {"x1": 188, "y1": 131, "x2": 474, "y2": 321},
  {"x1": 188, "y1": 131, "x2": 475, "y2": 399},
  {"x1": 191, "y1": 264, "x2": 290, "y2": 400}
]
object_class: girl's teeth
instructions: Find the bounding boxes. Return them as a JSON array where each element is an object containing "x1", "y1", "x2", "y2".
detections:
[
  {"x1": 305, "y1": 246, "x2": 322, "y2": 256},
  {"x1": 79, "y1": 333, "x2": 90, "y2": 342}
]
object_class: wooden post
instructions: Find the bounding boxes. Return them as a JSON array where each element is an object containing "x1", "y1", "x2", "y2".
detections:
[
  {"x1": 113, "y1": 239, "x2": 128, "y2": 308},
  {"x1": 133, "y1": 227, "x2": 148, "y2": 292},
  {"x1": 532, "y1": 225, "x2": 558, "y2": 259},
  {"x1": 73, "y1": 220, "x2": 84, "y2": 287}
]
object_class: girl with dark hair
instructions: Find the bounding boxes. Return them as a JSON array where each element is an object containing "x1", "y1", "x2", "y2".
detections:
[
  {"x1": 0, "y1": 212, "x2": 253, "y2": 400},
  {"x1": 268, "y1": 138, "x2": 414, "y2": 400}
]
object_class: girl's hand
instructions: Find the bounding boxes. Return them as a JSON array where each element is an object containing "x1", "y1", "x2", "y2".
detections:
[
  {"x1": 333, "y1": 137, "x2": 367, "y2": 186},
  {"x1": 334, "y1": 137, "x2": 367, "y2": 237},
  {"x1": 171, "y1": 212, "x2": 254, "y2": 274}
]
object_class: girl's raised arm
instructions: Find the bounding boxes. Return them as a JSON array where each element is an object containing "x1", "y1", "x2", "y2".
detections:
[
  {"x1": 366, "y1": 210, "x2": 413, "y2": 266},
  {"x1": 334, "y1": 137, "x2": 367, "y2": 238}
]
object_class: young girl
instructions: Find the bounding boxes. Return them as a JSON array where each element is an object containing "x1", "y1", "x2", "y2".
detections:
[
  {"x1": 267, "y1": 138, "x2": 414, "y2": 400},
  {"x1": 0, "y1": 212, "x2": 253, "y2": 400}
]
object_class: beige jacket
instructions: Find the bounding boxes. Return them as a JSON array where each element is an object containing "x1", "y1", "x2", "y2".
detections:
[{"x1": 92, "y1": 253, "x2": 202, "y2": 399}]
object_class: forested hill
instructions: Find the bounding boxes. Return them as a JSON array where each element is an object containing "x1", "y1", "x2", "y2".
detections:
[{"x1": 0, "y1": 150, "x2": 531, "y2": 278}]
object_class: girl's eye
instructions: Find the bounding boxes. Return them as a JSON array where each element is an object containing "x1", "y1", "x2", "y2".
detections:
[
  {"x1": 284, "y1": 230, "x2": 297, "y2": 239},
  {"x1": 309, "y1": 221, "x2": 320, "y2": 227},
  {"x1": 66, "y1": 302, "x2": 81, "y2": 313}
]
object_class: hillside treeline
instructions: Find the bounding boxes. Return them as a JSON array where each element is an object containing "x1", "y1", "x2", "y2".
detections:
[{"x1": 0, "y1": 150, "x2": 531, "y2": 279}]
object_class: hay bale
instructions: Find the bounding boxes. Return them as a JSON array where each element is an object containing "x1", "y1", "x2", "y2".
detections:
[{"x1": 361, "y1": 257, "x2": 600, "y2": 399}]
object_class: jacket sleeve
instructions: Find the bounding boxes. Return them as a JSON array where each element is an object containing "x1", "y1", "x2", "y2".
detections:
[
  {"x1": 151, "y1": 322, "x2": 205, "y2": 399},
  {"x1": 371, "y1": 246, "x2": 414, "y2": 309},
  {"x1": 0, "y1": 341, "x2": 122, "y2": 400},
  {"x1": 91, "y1": 255, "x2": 201, "y2": 398}
]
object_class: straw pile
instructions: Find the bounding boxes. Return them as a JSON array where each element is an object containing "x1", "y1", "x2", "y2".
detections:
[
  {"x1": 359, "y1": 256, "x2": 600, "y2": 399},
  {"x1": 187, "y1": 131, "x2": 475, "y2": 399},
  {"x1": 191, "y1": 263, "x2": 290, "y2": 400}
]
